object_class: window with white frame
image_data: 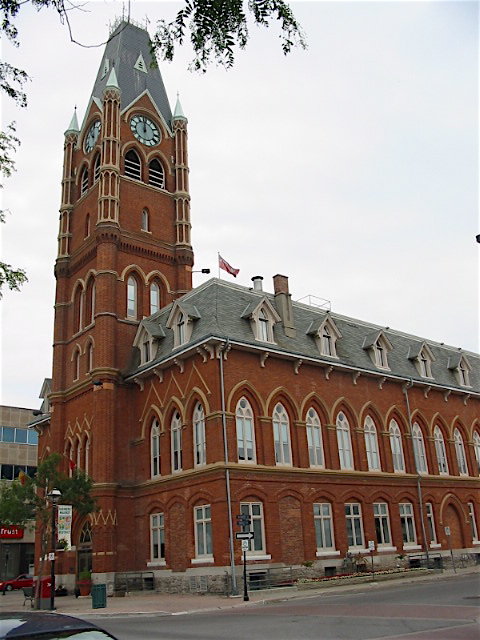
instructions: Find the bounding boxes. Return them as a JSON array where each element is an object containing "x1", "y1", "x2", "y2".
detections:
[
  {"x1": 458, "y1": 359, "x2": 470, "y2": 387},
  {"x1": 87, "y1": 343, "x2": 93, "y2": 373},
  {"x1": 236, "y1": 397, "x2": 255, "y2": 463},
  {"x1": 194, "y1": 504, "x2": 213, "y2": 558},
  {"x1": 149, "y1": 158, "x2": 165, "y2": 189},
  {"x1": 258, "y1": 309, "x2": 270, "y2": 342},
  {"x1": 399, "y1": 502, "x2": 417, "y2": 545},
  {"x1": 389, "y1": 420, "x2": 405, "y2": 473},
  {"x1": 468, "y1": 502, "x2": 479, "y2": 542},
  {"x1": 150, "y1": 282, "x2": 160, "y2": 315},
  {"x1": 412, "y1": 422, "x2": 428, "y2": 474},
  {"x1": 345, "y1": 503, "x2": 364, "y2": 549},
  {"x1": 374, "y1": 341, "x2": 388, "y2": 368},
  {"x1": 171, "y1": 411, "x2": 182, "y2": 472},
  {"x1": 151, "y1": 419, "x2": 161, "y2": 477},
  {"x1": 425, "y1": 503, "x2": 437, "y2": 545},
  {"x1": 418, "y1": 347, "x2": 434, "y2": 378},
  {"x1": 272, "y1": 403, "x2": 292, "y2": 465},
  {"x1": 313, "y1": 503, "x2": 335, "y2": 552},
  {"x1": 306, "y1": 408, "x2": 324, "y2": 467},
  {"x1": 193, "y1": 403, "x2": 206, "y2": 467},
  {"x1": 150, "y1": 512, "x2": 165, "y2": 561},
  {"x1": 177, "y1": 312, "x2": 186, "y2": 345},
  {"x1": 125, "y1": 149, "x2": 141, "y2": 181},
  {"x1": 454, "y1": 428, "x2": 468, "y2": 475},
  {"x1": 373, "y1": 502, "x2": 392, "y2": 546},
  {"x1": 240, "y1": 502, "x2": 266, "y2": 554},
  {"x1": 127, "y1": 276, "x2": 137, "y2": 319},
  {"x1": 336, "y1": 412, "x2": 353, "y2": 470},
  {"x1": 73, "y1": 349, "x2": 80, "y2": 381},
  {"x1": 433, "y1": 426, "x2": 449, "y2": 475},
  {"x1": 364, "y1": 416, "x2": 380, "y2": 471},
  {"x1": 473, "y1": 431, "x2": 480, "y2": 476},
  {"x1": 84, "y1": 437, "x2": 90, "y2": 475},
  {"x1": 141, "y1": 208, "x2": 149, "y2": 231},
  {"x1": 321, "y1": 324, "x2": 333, "y2": 356}
]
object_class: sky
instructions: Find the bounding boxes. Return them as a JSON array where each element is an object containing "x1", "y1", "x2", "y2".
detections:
[{"x1": 1, "y1": 0, "x2": 478, "y2": 410}]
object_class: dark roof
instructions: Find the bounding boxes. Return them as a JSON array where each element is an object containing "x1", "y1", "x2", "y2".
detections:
[
  {"x1": 128, "y1": 278, "x2": 480, "y2": 393},
  {"x1": 88, "y1": 20, "x2": 172, "y2": 128}
]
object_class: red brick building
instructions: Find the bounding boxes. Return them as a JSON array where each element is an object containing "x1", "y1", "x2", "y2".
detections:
[{"x1": 35, "y1": 19, "x2": 480, "y2": 593}]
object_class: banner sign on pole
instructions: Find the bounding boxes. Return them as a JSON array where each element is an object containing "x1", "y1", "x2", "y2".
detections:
[{"x1": 57, "y1": 505, "x2": 72, "y2": 549}]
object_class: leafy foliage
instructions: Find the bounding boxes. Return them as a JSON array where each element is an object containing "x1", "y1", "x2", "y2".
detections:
[{"x1": 152, "y1": 0, "x2": 306, "y2": 72}]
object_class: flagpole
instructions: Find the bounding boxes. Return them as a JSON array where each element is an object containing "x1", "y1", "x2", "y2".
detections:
[{"x1": 218, "y1": 252, "x2": 221, "y2": 279}]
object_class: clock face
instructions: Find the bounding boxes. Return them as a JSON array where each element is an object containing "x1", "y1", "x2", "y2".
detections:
[
  {"x1": 130, "y1": 115, "x2": 160, "y2": 146},
  {"x1": 84, "y1": 120, "x2": 101, "y2": 153}
]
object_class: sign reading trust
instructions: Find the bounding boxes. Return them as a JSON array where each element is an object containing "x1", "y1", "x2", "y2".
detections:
[{"x1": 0, "y1": 526, "x2": 24, "y2": 539}]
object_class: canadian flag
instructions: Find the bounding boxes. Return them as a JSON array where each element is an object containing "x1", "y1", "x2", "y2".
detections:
[{"x1": 218, "y1": 254, "x2": 239, "y2": 277}]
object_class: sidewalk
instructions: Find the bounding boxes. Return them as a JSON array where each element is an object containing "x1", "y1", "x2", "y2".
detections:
[{"x1": 0, "y1": 565, "x2": 478, "y2": 618}]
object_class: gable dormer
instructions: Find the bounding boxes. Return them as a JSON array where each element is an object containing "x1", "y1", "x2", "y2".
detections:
[
  {"x1": 363, "y1": 329, "x2": 393, "y2": 370},
  {"x1": 408, "y1": 341, "x2": 435, "y2": 378},
  {"x1": 448, "y1": 351, "x2": 472, "y2": 387},
  {"x1": 307, "y1": 314, "x2": 342, "y2": 357},
  {"x1": 241, "y1": 297, "x2": 281, "y2": 344},
  {"x1": 134, "y1": 320, "x2": 166, "y2": 365},
  {"x1": 166, "y1": 301, "x2": 201, "y2": 349}
]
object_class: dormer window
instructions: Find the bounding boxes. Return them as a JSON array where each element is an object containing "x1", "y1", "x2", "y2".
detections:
[
  {"x1": 307, "y1": 315, "x2": 342, "y2": 358},
  {"x1": 448, "y1": 352, "x2": 472, "y2": 388},
  {"x1": 242, "y1": 298, "x2": 280, "y2": 344},
  {"x1": 166, "y1": 301, "x2": 201, "y2": 349},
  {"x1": 409, "y1": 342, "x2": 435, "y2": 379},
  {"x1": 363, "y1": 331, "x2": 392, "y2": 370},
  {"x1": 133, "y1": 321, "x2": 165, "y2": 365}
]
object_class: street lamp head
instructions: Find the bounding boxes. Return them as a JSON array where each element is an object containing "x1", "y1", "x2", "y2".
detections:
[{"x1": 48, "y1": 488, "x2": 61, "y2": 504}]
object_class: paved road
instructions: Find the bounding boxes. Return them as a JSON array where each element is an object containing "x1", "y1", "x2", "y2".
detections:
[{"x1": 95, "y1": 573, "x2": 480, "y2": 640}]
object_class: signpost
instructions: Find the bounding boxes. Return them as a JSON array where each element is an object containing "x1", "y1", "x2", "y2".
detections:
[
  {"x1": 368, "y1": 540, "x2": 375, "y2": 581},
  {"x1": 236, "y1": 514, "x2": 251, "y2": 601},
  {"x1": 445, "y1": 526, "x2": 456, "y2": 573}
]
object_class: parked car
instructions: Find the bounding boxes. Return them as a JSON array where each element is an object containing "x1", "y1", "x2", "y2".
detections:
[
  {"x1": 0, "y1": 612, "x2": 119, "y2": 639},
  {"x1": 0, "y1": 574, "x2": 33, "y2": 592}
]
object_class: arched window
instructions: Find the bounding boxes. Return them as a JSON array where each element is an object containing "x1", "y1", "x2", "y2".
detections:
[
  {"x1": 433, "y1": 426, "x2": 448, "y2": 474},
  {"x1": 389, "y1": 419, "x2": 405, "y2": 472},
  {"x1": 473, "y1": 431, "x2": 480, "y2": 475},
  {"x1": 306, "y1": 408, "x2": 324, "y2": 467},
  {"x1": 85, "y1": 213, "x2": 91, "y2": 238},
  {"x1": 236, "y1": 397, "x2": 255, "y2": 463},
  {"x1": 151, "y1": 419, "x2": 161, "y2": 477},
  {"x1": 258, "y1": 309, "x2": 269, "y2": 342},
  {"x1": 142, "y1": 208, "x2": 149, "y2": 231},
  {"x1": 364, "y1": 416, "x2": 380, "y2": 471},
  {"x1": 150, "y1": 282, "x2": 160, "y2": 315},
  {"x1": 321, "y1": 325, "x2": 332, "y2": 356},
  {"x1": 85, "y1": 279, "x2": 95, "y2": 326},
  {"x1": 84, "y1": 437, "x2": 90, "y2": 475},
  {"x1": 171, "y1": 411, "x2": 182, "y2": 472},
  {"x1": 149, "y1": 158, "x2": 165, "y2": 188},
  {"x1": 412, "y1": 422, "x2": 428, "y2": 474},
  {"x1": 73, "y1": 349, "x2": 80, "y2": 381},
  {"x1": 193, "y1": 403, "x2": 206, "y2": 467},
  {"x1": 127, "y1": 276, "x2": 137, "y2": 319},
  {"x1": 336, "y1": 412, "x2": 353, "y2": 470},
  {"x1": 124, "y1": 149, "x2": 141, "y2": 181},
  {"x1": 80, "y1": 167, "x2": 89, "y2": 195},
  {"x1": 93, "y1": 153, "x2": 101, "y2": 183},
  {"x1": 272, "y1": 403, "x2": 292, "y2": 465},
  {"x1": 177, "y1": 312, "x2": 185, "y2": 344},
  {"x1": 87, "y1": 342, "x2": 93, "y2": 373},
  {"x1": 73, "y1": 286, "x2": 83, "y2": 333},
  {"x1": 454, "y1": 428, "x2": 468, "y2": 475}
]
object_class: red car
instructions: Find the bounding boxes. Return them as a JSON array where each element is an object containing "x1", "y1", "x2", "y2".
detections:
[{"x1": 0, "y1": 573, "x2": 33, "y2": 591}]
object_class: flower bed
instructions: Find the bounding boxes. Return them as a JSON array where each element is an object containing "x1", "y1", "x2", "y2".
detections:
[{"x1": 295, "y1": 567, "x2": 432, "y2": 590}]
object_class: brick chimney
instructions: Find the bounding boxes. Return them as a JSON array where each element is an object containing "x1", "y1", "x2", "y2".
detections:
[{"x1": 273, "y1": 274, "x2": 296, "y2": 338}]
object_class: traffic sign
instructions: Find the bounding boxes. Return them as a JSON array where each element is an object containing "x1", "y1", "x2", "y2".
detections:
[
  {"x1": 236, "y1": 531, "x2": 254, "y2": 540},
  {"x1": 241, "y1": 539, "x2": 249, "y2": 551}
]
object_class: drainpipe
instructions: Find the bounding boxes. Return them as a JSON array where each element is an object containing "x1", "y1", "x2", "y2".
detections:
[
  {"x1": 403, "y1": 379, "x2": 430, "y2": 567},
  {"x1": 219, "y1": 338, "x2": 238, "y2": 595}
]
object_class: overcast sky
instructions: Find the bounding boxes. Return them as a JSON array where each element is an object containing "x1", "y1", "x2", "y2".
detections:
[{"x1": 1, "y1": 1, "x2": 478, "y2": 410}]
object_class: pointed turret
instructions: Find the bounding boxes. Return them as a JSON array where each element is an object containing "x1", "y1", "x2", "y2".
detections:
[
  {"x1": 65, "y1": 108, "x2": 79, "y2": 134},
  {"x1": 173, "y1": 94, "x2": 187, "y2": 122}
]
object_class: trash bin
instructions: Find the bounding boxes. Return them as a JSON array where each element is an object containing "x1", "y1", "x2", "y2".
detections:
[
  {"x1": 91, "y1": 583, "x2": 107, "y2": 609},
  {"x1": 37, "y1": 577, "x2": 53, "y2": 610}
]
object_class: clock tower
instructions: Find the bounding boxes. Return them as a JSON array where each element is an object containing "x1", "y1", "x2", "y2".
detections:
[{"x1": 47, "y1": 19, "x2": 193, "y2": 578}]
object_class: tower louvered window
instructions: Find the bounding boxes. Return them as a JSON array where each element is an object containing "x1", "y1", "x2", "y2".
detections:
[
  {"x1": 93, "y1": 153, "x2": 101, "y2": 182},
  {"x1": 149, "y1": 159, "x2": 165, "y2": 188},
  {"x1": 81, "y1": 168, "x2": 89, "y2": 195},
  {"x1": 125, "y1": 150, "x2": 141, "y2": 181}
]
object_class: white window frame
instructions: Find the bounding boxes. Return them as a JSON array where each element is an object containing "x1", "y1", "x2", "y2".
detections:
[
  {"x1": 236, "y1": 397, "x2": 256, "y2": 463},
  {"x1": 433, "y1": 426, "x2": 449, "y2": 475},
  {"x1": 373, "y1": 502, "x2": 392, "y2": 547},
  {"x1": 345, "y1": 502, "x2": 365, "y2": 550},
  {"x1": 257, "y1": 308, "x2": 271, "y2": 342},
  {"x1": 418, "y1": 348, "x2": 433, "y2": 378},
  {"x1": 306, "y1": 408, "x2": 324, "y2": 468},
  {"x1": 241, "y1": 502, "x2": 267, "y2": 556},
  {"x1": 473, "y1": 431, "x2": 480, "y2": 476},
  {"x1": 336, "y1": 412, "x2": 353, "y2": 470},
  {"x1": 150, "y1": 282, "x2": 160, "y2": 315},
  {"x1": 412, "y1": 422, "x2": 428, "y2": 474},
  {"x1": 454, "y1": 428, "x2": 468, "y2": 476},
  {"x1": 272, "y1": 403, "x2": 292, "y2": 466},
  {"x1": 193, "y1": 403, "x2": 206, "y2": 467},
  {"x1": 141, "y1": 208, "x2": 150, "y2": 232},
  {"x1": 150, "y1": 512, "x2": 165, "y2": 563},
  {"x1": 468, "y1": 502, "x2": 479, "y2": 543},
  {"x1": 127, "y1": 276, "x2": 137, "y2": 319},
  {"x1": 194, "y1": 504, "x2": 213, "y2": 559},
  {"x1": 425, "y1": 503, "x2": 439, "y2": 547},
  {"x1": 389, "y1": 420, "x2": 405, "y2": 473},
  {"x1": 399, "y1": 502, "x2": 417, "y2": 547},
  {"x1": 364, "y1": 416, "x2": 380, "y2": 471},
  {"x1": 151, "y1": 419, "x2": 161, "y2": 477},
  {"x1": 171, "y1": 411, "x2": 182, "y2": 472},
  {"x1": 313, "y1": 503, "x2": 336, "y2": 553}
]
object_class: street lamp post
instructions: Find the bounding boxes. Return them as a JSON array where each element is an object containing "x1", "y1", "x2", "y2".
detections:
[{"x1": 48, "y1": 489, "x2": 61, "y2": 611}]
